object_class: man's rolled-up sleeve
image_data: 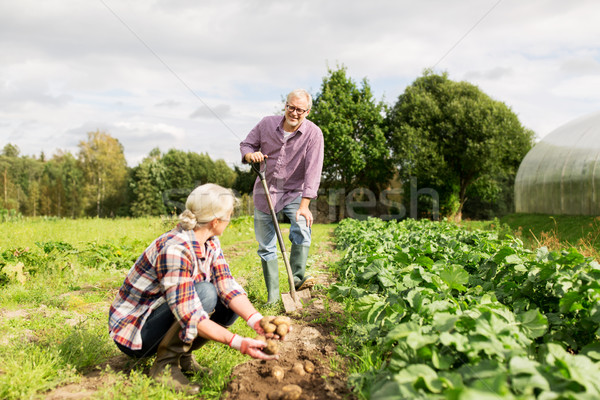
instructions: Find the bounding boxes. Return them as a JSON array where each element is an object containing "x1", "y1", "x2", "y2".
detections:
[
  {"x1": 240, "y1": 119, "x2": 264, "y2": 163},
  {"x1": 302, "y1": 130, "x2": 324, "y2": 199}
]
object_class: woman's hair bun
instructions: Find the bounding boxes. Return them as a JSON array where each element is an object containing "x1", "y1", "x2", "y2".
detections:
[{"x1": 179, "y1": 209, "x2": 198, "y2": 230}]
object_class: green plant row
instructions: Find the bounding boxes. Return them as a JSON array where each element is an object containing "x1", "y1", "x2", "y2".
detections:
[
  {"x1": 0, "y1": 239, "x2": 143, "y2": 287},
  {"x1": 331, "y1": 218, "x2": 600, "y2": 399}
]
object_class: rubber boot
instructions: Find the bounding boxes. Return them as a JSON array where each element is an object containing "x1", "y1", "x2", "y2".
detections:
[
  {"x1": 291, "y1": 244, "x2": 315, "y2": 290},
  {"x1": 149, "y1": 322, "x2": 201, "y2": 395},
  {"x1": 262, "y1": 258, "x2": 280, "y2": 304},
  {"x1": 180, "y1": 337, "x2": 211, "y2": 376}
]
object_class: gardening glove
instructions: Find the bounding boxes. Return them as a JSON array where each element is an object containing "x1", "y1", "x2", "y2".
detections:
[
  {"x1": 247, "y1": 313, "x2": 292, "y2": 340},
  {"x1": 246, "y1": 312, "x2": 265, "y2": 336},
  {"x1": 228, "y1": 334, "x2": 278, "y2": 360}
]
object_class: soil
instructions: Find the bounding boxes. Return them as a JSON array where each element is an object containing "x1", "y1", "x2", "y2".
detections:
[
  {"x1": 223, "y1": 238, "x2": 355, "y2": 400},
  {"x1": 222, "y1": 293, "x2": 354, "y2": 400}
]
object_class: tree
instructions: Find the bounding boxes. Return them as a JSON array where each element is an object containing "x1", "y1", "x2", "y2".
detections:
[
  {"x1": 129, "y1": 148, "x2": 168, "y2": 217},
  {"x1": 57, "y1": 151, "x2": 85, "y2": 218},
  {"x1": 0, "y1": 144, "x2": 22, "y2": 210},
  {"x1": 309, "y1": 65, "x2": 393, "y2": 220},
  {"x1": 212, "y1": 159, "x2": 236, "y2": 188},
  {"x1": 0, "y1": 156, "x2": 14, "y2": 210},
  {"x1": 0, "y1": 145, "x2": 45, "y2": 214},
  {"x1": 39, "y1": 151, "x2": 85, "y2": 217},
  {"x1": 78, "y1": 131, "x2": 128, "y2": 217},
  {"x1": 159, "y1": 149, "x2": 238, "y2": 214},
  {"x1": 386, "y1": 71, "x2": 535, "y2": 221},
  {"x1": 232, "y1": 165, "x2": 256, "y2": 195},
  {"x1": 2, "y1": 144, "x2": 20, "y2": 158},
  {"x1": 12, "y1": 156, "x2": 43, "y2": 216}
]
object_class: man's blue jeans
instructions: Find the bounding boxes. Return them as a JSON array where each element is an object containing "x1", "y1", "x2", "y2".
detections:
[
  {"x1": 253, "y1": 196, "x2": 311, "y2": 262},
  {"x1": 115, "y1": 281, "x2": 238, "y2": 358}
]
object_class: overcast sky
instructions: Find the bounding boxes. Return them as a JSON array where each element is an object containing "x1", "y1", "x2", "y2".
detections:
[{"x1": 2, "y1": 0, "x2": 600, "y2": 167}]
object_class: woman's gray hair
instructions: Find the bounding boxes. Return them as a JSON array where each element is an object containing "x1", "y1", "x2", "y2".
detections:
[
  {"x1": 179, "y1": 183, "x2": 239, "y2": 230},
  {"x1": 287, "y1": 89, "x2": 312, "y2": 110}
]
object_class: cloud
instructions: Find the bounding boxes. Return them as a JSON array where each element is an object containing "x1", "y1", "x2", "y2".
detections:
[
  {"x1": 3, "y1": 0, "x2": 600, "y2": 166},
  {"x1": 560, "y1": 55, "x2": 600, "y2": 76},
  {"x1": 464, "y1": 67, "x2": 513, "y2": 81},
  {"x1": 190, "y1": 104, "x2": 232, "y2": 119},
  {"x1": 155, "y1": 99, "x2": 182, "y2": 108}
]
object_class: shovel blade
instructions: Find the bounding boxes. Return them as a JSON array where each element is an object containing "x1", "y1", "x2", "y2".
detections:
[{"x1": 281, "y1": 289, "x2": 311, "y2": 313}]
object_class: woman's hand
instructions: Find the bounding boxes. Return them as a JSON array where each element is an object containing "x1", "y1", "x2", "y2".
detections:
[
  {"x1": 229, "y1": 334, "x2": 278, "y2": 360},
  {"x1": 247, "y1": 313, "x2": 291, "y2": 340}
]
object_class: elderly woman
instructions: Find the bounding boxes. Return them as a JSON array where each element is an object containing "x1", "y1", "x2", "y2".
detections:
[{"x1": 109, "y1": 183, "x2": 278, "y2": 394}]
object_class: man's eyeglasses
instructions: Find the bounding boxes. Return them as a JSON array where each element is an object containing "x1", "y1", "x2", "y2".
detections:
[{"x1": 285, "y1": 104, "x2": 308, "y2": 115}]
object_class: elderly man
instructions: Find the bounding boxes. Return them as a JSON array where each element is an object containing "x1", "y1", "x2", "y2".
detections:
[{"x1": 240, "y1": 89, "x2": 324, "y2": 304}]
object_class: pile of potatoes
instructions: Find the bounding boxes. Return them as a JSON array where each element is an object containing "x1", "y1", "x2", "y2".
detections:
[{"x1": 257, "y1": 315, "x2": 291, "y2": 355}]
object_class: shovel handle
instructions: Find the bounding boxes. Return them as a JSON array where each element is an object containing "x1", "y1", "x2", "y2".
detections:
[{"x1": 250, "y1": 162, "x2": 266, "y2": 180}]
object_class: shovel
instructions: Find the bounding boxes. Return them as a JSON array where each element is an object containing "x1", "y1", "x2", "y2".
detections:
[{"x1": 251, "y1": 161, "x2": 311, "y2": 312}]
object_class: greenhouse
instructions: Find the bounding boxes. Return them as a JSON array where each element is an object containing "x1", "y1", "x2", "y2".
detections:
[{"x1": 515, "y1": 110, "x2": 600, "y2": 215}]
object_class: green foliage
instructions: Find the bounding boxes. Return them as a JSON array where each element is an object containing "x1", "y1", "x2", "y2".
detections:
[
  {"x1": 0, "y1": 139, "x2": 241, "y2": 218},
  {"x1": 333, "y1": 217, "x2": 600, "y2": 399},
  {"x1": 386, "y1": 70, "x2": 535, "y2": 220},
  {"x1": 0, "y1": 238, "x2": 145, "y2": 288},
  {"x1": 310, "y1": 65, "x2": 393, "y2": 189},
  {"x1": 0, "y1": 208, "x2": 22, "y2": 222},
  {"x1": 159, "y1": 149, "x2": 238, "y2": 215},
  {"x1": 130, "y1": 148, "x2": 168, "y2": 217},
  {"x1": 232, "y1": 164, "x2": 256, "y2": 195}
]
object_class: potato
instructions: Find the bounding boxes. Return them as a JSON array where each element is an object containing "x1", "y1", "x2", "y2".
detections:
[
  {"x1": 276, "y1": 323, "x2": 289, "y2": 337},
  {"x1": 281, "y1": 384, "x2": 302, "y2": 400},
  {"x1": 271, "y1": 365, "x2": 285, "y2": 382},
  {"x1": 304, "y1": 360, "x2": 315, "y2": 373},
  {"x1": 272, "y1": 316, "x2": 291, "y2": 326},
  {"x1": 260, "y1": 316, "x2": 276, "y2": 329},
  {"x1": 255, "y1": 335, "x2": 266, "y2": 342},
  {"x1": 264, "y1": 339, "x2": 279, "y2": 355},
  {"x1": 264, "y1": 323, "x2": 277, "y2": 334},
  {"x1": 291, "y1": 362, "x2": 305, "y2": 376}
]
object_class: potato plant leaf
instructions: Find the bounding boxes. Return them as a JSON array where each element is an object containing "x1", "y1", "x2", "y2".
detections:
[{"x1": 439, "y1": 264, "x2": 469, "y2": 292}]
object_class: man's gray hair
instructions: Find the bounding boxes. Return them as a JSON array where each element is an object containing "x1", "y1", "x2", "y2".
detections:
[{"x1": 287, "y1": 89, "x2": 312, "y2": 110}]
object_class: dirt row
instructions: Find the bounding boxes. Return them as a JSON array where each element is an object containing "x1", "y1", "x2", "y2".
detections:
[{"x1": 222, "y1": 292, "x2": 353, "y2": 400}]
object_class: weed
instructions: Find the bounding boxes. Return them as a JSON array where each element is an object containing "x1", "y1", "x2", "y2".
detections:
[
  {"x1": 0, "y1": 344, "x2": 76, "y2": 400},
  {"x1": 57, "y1": 321, "x2": 116, "y2": 372}
]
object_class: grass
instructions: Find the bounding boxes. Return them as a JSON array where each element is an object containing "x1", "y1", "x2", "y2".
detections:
[
  {"x1": 499, "y1": 214, "x2": 600, "y2": 256},
  {"x1": 0, "y1": 216, "x2": 337, "y2": 399},
  {"x1": 459, "y1": 214, "x2": 600, "y2": 259}
]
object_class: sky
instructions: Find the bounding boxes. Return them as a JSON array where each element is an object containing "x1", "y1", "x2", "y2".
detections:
[{"x1": 2, "y1": 0, "x2": 600, "y2": 168}]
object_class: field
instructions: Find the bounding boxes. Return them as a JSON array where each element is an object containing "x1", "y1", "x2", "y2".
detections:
[
  {"x1": 1, "y1": 214, "x2": 599, "y2": 399},
  {"x1": 331, "y1": 217, "x2": 600, "y2": 399},
  {"x1": 0, "y1": 216, "x2": 349, "y2": 400}
]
